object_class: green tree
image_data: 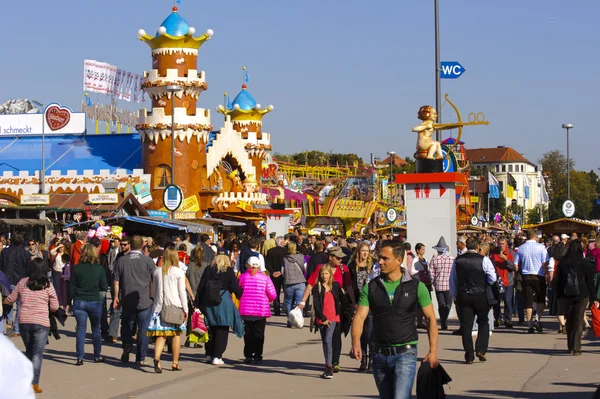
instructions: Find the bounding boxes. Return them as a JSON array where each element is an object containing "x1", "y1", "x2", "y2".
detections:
[
  {"x1": 470, "y1": 165, "x2": 488, "y2": 178},
  {"x1": 588, "y1": 169, "x2": 600, "y2": 195},
  {"x1": 539, "y1": 150, "x2": 595, "y2": 219},
  {"x1": 569, "y1": 170, "x2": 597, "y2": 218},
  {"x1": 526, "y1": 205, "x2": 548, "y2": 224}
]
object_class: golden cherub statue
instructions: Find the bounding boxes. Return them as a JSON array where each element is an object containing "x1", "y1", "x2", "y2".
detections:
[
  {"x1": 412, "y1": 106, "x2": 446, "y2": 160},
  {"x1": 412, "y1": 94, "x2": 489, "y2": 160}
]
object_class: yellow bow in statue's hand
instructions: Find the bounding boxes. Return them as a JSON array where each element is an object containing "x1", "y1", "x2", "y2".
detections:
[{"x1": 433, "y1": 93, "x2": 489, "y2": 154}]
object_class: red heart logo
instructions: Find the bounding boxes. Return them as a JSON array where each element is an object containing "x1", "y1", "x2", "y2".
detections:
[{"x1": 45, "y1": 105, "x2": 71, "y2": 131}]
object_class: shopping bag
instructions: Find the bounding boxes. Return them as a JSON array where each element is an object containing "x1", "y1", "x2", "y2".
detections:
[
  {"x1": 288, "y1": 307, "x2": 304, "y2": 329},
  {"x1": 590, "y1": 305, "x2": 600, "y2": 338},
  {"x1": 192, "y1": 309, "x2": 208, "y2": 335},
  {"x1": 189, "y1": 331, "x2": 209, "y2": 344}
]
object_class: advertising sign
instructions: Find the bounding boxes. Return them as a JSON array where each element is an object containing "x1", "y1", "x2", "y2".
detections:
[
  {"x1": 20, "y1": 194, "x2": 50, "y2": 206},
  {"x1": 163, "y1": 185, "x2": 183, "y2": 212},
  {"x1": 562, "y1": 200, "x2": 575, "y2": 218},
  {"x1": 0, "y1": 107, "x2": 85, "y2": 136},
  {"x1": 174, "y1": 212, "x2": 196, "y2": 220},
  {"x1": 148, "y1": 210, "x2": 170, "y2": 219},
  {"x1": 179, "y1": 195, "x2": 200, "y2": 213},
  {"x1": 88, "y1": 193, "x2": 119, "y2": 204},
  {"x1": 134, "y1": 181, "x2": 152, "y2": 205}
]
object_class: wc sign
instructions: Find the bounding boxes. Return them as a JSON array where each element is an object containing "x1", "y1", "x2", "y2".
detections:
[{"x1": 440, "y1": 61, "x2": 466, "y2": 79}]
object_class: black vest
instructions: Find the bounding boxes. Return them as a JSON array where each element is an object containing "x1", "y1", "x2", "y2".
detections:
[
  {"x1": 368, "y1": 276, "x2": 419, "y2": 346},
  {"x1": 455, "y1": 252, "x2": 487, "y2": 296}
]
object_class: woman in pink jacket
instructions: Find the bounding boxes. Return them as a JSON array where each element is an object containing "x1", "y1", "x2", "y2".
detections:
[{"x1": 238, "y1": 256, "x2": 277, "y2": 364}]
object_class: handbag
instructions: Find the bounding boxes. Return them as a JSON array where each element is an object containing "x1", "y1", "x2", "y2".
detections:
[
  {"x1": 191, "y1": 309, "x2": 208, "y2": 335},
  {"x1": 160, "y1": 274, "x2": 185, "y2": 325}
]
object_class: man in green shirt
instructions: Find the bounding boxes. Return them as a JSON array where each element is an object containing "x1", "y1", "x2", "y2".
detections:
[{"x1": 352, "y1": 240, "x2": 438, "y2": 399}]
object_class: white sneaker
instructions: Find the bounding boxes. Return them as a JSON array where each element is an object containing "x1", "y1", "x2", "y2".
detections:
[{"x1": 211, "y1": 357, "x2": 224, "y2": 365}]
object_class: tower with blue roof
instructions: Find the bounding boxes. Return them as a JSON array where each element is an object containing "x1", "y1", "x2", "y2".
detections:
[
  {"x1": 136, "y1": 6, "x2": 215, "y2": 211},
  {"x1": 135, "y1": 8, "x2": 273, "y2": 216}
]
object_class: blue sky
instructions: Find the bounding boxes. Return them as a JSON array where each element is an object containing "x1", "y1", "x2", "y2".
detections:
[{"x1": 1, "y1": 0, "x2": 598, "y2": 171}]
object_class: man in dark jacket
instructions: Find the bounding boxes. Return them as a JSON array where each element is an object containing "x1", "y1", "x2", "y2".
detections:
[
  {"x1": 266, "y1": 236, "x2": 287, "y2": 316},
  {"x1": 449, "y1": 237, "x2": 497, "y2": 364},
  {"x1": 0, "y1": 234, "x2": 29, "y2": 336}
]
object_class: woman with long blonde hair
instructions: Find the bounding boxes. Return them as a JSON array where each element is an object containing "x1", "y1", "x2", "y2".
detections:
[
  {"x1": 348, "y1": 241, "x2": 374, "y2": 371},
  {"x1": 195, "y1": 254, "x2": 244, "y2": 365},
  {"x1": 147, "y1": 247, "x2": 188, "y2": 373},
  {"x1": 312, "y1": 264, "x2": 342, "y2": 379}
]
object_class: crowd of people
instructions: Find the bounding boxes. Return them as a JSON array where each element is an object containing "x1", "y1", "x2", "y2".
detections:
[{"x1": 0, "y1": 227, "x2": 599, "y2": 398}]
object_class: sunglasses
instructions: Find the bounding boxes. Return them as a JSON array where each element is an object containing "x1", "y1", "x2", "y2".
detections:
[
  {"x1": 28, "y1": 243, "x2": 36, "y2": 246},
  {"x1": 120, "y1": 243, "x2": 129, "y2": 246}
]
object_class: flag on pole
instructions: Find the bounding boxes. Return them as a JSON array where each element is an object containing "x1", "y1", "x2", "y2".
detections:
[
  {"x1": 244, "y1": 69, "x2": 250, "y2": 83},
  {"x1": 524, "y1": 175, "x2": 531, "y2": 199},
  {"x1": 507, "y1": 173, "x2": 517, "y2": 199},
  {"x1": 226, "y1": 95, "x2": 232, "y2": 109},
  {"x1": 176, "y1": 0, "x2": 182, "y2": 4},
  {"x1": 488, "y1": 172, "x2": 500, "y2": 199},
  {"x1": 539, "y1": 174, "x2": 550, "y2": 203}
]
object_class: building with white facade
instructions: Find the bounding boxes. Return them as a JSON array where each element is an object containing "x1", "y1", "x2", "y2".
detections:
[{"x1": 465, "y1": 146, "x2": 549, "y2": 211}]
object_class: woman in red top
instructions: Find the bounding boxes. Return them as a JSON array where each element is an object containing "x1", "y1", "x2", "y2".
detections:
[
  {"x1": 312, "y1": 265, "x2": 342, "y2": 379},
  {"x1": 3, "y1": 258, "x2": 59, "y2": 394},
  {"x1": 298, "y1": 246, "x2": 355, "y2": 374}
]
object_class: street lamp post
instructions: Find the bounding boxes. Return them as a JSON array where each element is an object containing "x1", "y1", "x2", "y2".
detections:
[
  {"x1": 387, "y1": 151, "x2": 396, "y2": 183},
  {"x1": 387, "y1": 151, "x2": 396, "y2": 208},
  {"x1": 434, "y1": 0, "x2": 442, "y2": 142},
  {"x1": 562, "y1": 123, "x2": 573, "y2": 199},
  {"x1": 165, "y1": 85, "x2": 182, "y2": 219}
]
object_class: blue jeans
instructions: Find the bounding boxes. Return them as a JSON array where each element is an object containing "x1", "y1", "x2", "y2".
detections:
[
  {"x1": 319, "y1": 321, "x2": 337, "y2": 367},
  {"x1": 8, "y1": 284, "x2": 20, "y2": 334},
  {"x1": 19, "y1": 323, "x2": 49, "y2": 385},
  {"x1": 121, "y1": 306, "x2": 152, "y2": 362},
  {"x1": 284, "y1": 283, "x2": 305, "y2": 315},
  {"x1": 494, "y1": 285, "x2": 514, "y2": 322},
  {"x1": 73, "y1": 299, "x2": 102, "y2": 360},
  {"x1": 372, "y1": 347, "x2": 418, "y2": 399}
]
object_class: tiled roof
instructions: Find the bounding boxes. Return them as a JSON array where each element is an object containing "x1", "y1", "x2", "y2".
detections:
[
  {"x1": 378, "y1": 155, "x2": 408, "y2": 167},
  {"x1": 465, "y1": 147, "x2": 533, "y2": 165}
]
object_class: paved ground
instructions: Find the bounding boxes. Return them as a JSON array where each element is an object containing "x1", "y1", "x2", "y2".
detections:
[{"x1": 4, "y1": 314, "x2": 600, "y2": 398}]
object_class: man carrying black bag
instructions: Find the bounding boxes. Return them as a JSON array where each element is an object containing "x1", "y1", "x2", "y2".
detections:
[{"x1": 449, "y1": 237, "x2": 497, "y2": 364}]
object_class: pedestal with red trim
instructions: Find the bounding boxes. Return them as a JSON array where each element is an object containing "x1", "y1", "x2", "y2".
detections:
[
  {"x1": 395, "y1": 172, "x2": 464, "y2": 258},
  {"x1": 262, "y1": 209, "x2": 294, "y2": 238},
  {"x1": 395, "y1": 172, "x2": 465, "y2": 320}
]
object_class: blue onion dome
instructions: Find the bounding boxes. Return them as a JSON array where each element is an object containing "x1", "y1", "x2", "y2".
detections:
[
  {"x1": 156, "y1": 7, "x2": 190, "y2": 37},
  {"x1": 231, "y1": 85, "x2": 257, "y2": 110}
]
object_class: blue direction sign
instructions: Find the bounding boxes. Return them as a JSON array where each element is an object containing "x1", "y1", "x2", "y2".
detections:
[{"x1": 440, "y1": 61, "x2": 466, "y2": 79}]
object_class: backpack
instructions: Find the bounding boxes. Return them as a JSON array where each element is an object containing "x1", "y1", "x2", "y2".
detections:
[
  {"x1": 204, "y1": 268, "x2": 225, "y2": 305},
  {"x1": 564, "y1": 266, "x2": 580, "y2": 297}
]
